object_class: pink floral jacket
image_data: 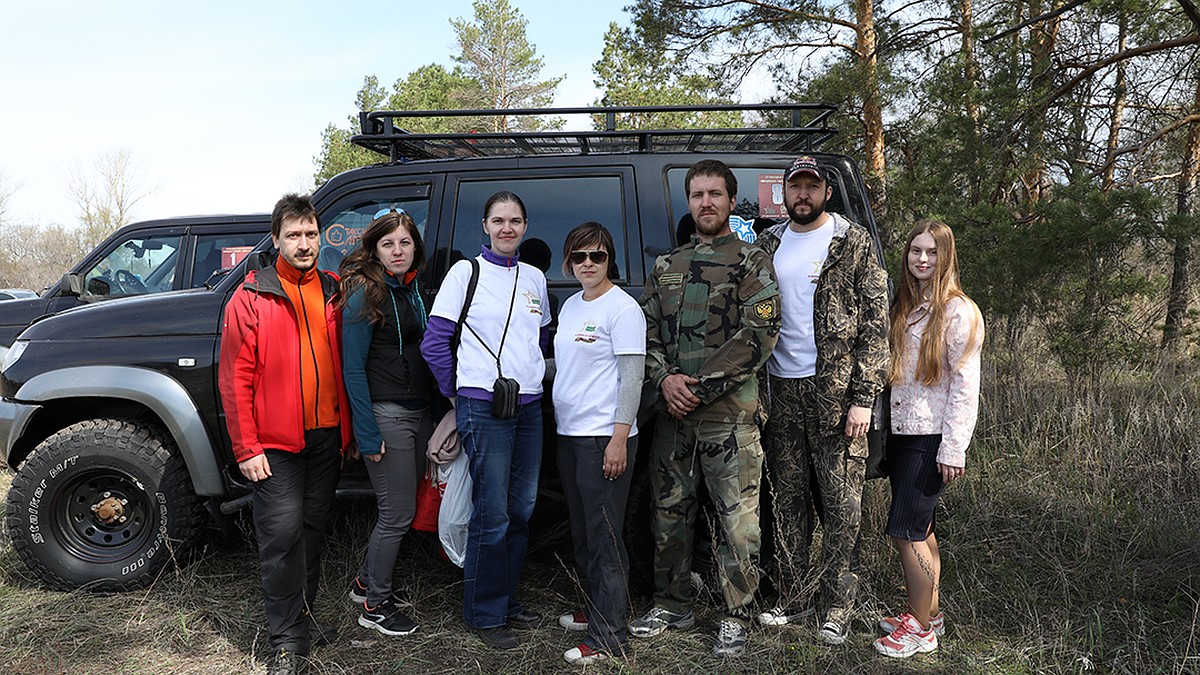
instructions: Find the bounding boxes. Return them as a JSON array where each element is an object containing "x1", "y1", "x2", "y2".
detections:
[{"x1": 889, "y1": 297, "x2": 983, "y2": 468}]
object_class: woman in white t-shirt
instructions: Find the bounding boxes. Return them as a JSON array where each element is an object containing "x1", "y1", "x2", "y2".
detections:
[
  {"x1": 420, "y1": 191, "x2": 552, "y2": 650},
  {"x1": 551, "y1": 222, "x2": 646, "y2": 666}
]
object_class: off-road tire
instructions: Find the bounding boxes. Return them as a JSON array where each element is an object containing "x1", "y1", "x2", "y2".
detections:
[{"x1": 5, "y1": 418, "x2": 205, "y2": 591}]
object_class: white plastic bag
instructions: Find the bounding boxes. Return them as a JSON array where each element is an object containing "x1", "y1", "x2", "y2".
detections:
[{"x1": 437, "y1": 450, "x2": 472, "y2": 567}]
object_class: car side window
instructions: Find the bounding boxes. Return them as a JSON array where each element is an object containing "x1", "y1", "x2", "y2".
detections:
[
  {"x1": 192, "y1": 233, "x2": 269, "y2": 287},
  {"x1": 81, "y1": 235, "x2": 183, "y2": 298},
  {"x1": 450, "y1": 176, "x2": 628, "y2": 283},
  {"x1": 318, "y1": 192, "x2": 433, "y2": 274}
]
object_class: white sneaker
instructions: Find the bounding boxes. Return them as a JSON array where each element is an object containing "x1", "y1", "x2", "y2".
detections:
[
  {"x1": 558, "y1": 610, "x2": 588, "y2": 631},
  {"x1": 873, "y1": 612, "x2": 938, "y2": 658},
  {"x1": 756, "y1": 605, "x2": 816, "y2": 626},
  {"x1": 563, "y1": 643, "x2": 609, "y2": 665}
]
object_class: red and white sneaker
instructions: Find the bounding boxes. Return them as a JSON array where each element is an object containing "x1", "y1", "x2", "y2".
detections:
[
  {"x1": 558, "y1": 610, "x2": 588, "y2": 631},
  {"x1": 873, "y1": 612, "x2": 938, "y2": 658},
  {"x1": 880, "y1": 610, "x2": 944, "y2": 636},
  {"x1": 563, "y1": 643, "x2": 609, "y2": 665}
]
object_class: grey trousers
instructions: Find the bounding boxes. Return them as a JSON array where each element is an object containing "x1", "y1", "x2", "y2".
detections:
[
  {"x1": 558, "y1": 434, "x2": 638, "y2": 655},
  {"x1": 358, "y1": 403, "x2": 431, "y2": 607}
]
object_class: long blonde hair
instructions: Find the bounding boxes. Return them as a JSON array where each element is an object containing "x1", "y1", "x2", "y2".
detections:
[{"x1": 888, "y1": 219, "x2": 982, "y2": 385}]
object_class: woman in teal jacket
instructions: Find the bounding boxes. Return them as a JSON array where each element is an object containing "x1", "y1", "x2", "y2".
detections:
[{"x1": 339, "y1": 209, "x2": 434, "y2": 638}]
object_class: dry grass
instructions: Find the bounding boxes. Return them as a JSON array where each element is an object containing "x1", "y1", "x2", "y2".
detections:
[{"x1": 1, "y1": 364, "x2": 1198, "y2": 674}]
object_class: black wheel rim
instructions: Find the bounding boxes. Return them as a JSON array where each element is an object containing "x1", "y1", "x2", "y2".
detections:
[{"x1": 50, "y1": 468, "x2": 156, "y2": 563}]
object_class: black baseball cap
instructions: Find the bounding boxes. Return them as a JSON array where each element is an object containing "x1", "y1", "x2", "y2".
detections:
[{"x1": 784, "y1": 155, "x2": 829, "y2": 183}]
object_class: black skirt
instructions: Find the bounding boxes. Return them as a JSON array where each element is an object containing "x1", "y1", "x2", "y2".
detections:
[{"x1": 885, "y1": 434, "x2": 945, "y2": 542}]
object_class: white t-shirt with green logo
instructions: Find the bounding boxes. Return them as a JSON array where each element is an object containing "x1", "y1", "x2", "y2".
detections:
[{"x1": 552, "y1": 286, "x2": 646, "y2": 437}]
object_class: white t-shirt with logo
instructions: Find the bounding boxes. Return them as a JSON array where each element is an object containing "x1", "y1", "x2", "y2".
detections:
[
  {"x1": 552, "y1": 285, "x2": 646, "y2": 437},
  {"x1": 768, "y1": 220, "x2": 835, "y2": 378},
  {"x1": 430, "y1": 257, "x2": 551, "y2": 394}
]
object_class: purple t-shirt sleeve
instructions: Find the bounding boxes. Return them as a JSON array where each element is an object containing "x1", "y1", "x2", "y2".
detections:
[
  {"x1": 540, "y1": 324, "x2": 551, "y2": 355},
  {"x1": 421, "y1": 315, "x2": 458, "y2": 398}
]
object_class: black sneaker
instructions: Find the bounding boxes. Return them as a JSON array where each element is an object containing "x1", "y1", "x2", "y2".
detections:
[
  {"x1": 712, "y1": 619, "x2": 747, "y2": 657},
  {"x1": 359, "y1": 600, "x2": 418, "y2": 637},
  {"x1": 506, "y1": 608, "x2": 543, "y2": 629},
  {"x1": 628, "y1": 606, "x2": 695, "y2": 638},
  {"x1": 819, "y1": 618, "x2": 850, "y2": 645},
  {"x1": 348, "y1": 576, "x2": 411, "y2": 607},
  {"x1": 302, "y1": 609, "x2": 338, "y2": 647},
  {"x1": 471, "y1": 624, "x2": 520, "y2": 650},
  {"x1": 266, "y1": 648, "x2": 299, "y2": 675}
]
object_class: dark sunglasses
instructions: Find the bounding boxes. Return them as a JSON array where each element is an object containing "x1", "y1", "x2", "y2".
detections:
[{"x1": 569, "y1": 250, "x2": 610, "y2": 265}]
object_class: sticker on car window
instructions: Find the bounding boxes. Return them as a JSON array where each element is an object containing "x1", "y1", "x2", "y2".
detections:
[
  {"x1": 222, "y1": 246, "x2": 255, "y2": 268},
  {"x1": 757, "y1": 174, "x2": 786, "y2": 219}
]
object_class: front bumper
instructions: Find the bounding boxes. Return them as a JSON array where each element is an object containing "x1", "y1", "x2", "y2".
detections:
[{"x1": 0, "y1": 398, "x2": 40, "y2": 467}]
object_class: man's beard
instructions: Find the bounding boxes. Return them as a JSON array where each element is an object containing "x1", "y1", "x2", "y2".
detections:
[
  {"x1": 694, "y1": 213, "x2": 727, "y2": 237},
  {"x1": 787, "y1": 198, "x2": 827, "y2": 225}
]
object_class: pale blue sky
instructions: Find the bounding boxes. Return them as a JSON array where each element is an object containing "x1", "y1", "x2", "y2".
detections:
[{"x1": 0, "y1": 1, "x2": 670, "y2": 225}]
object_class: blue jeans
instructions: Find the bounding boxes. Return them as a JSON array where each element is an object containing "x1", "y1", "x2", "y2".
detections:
[{"x1": 456, "y1": 397, "x2": 543, "y2": 628}]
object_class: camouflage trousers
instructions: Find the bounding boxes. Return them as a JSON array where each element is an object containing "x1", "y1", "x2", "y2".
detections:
[
  {"x1": 762, "y1": 374, "x2": 866, "y2": 625},
  {"x1": 650, "y1": 419, "x2": 762, "y2": 623}
]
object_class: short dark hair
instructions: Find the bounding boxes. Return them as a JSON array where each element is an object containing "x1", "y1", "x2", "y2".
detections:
[
  {"x1": 271, "y1": 193, "x2": 318, "y2": 237},
  {"x1": 483, "y1": 191, "x2": 527, "y2": 221},
  {"x1": 684, "y1": 159, "x2": 737, "y2": 197},
  {"x1": 561, "y1": 221, "x2": 619, "y2": 279}
]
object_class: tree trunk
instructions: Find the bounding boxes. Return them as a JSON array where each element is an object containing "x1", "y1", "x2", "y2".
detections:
[
  {"x1": 1023, "y1": 0, "x2": 1063, "y2": 211},
  {"x1": 959, "y1": 0, "x2": 981, "y2": 135},
  {"x1": 1102, "y1": 12, "x2": 1128, "y2": 191},
  {"x1": 855, "y1": 0, "x2": 888, "y2": 243},
  {"x1": 1162, "y1": 72, "x2": 1200, "y2": 352}
]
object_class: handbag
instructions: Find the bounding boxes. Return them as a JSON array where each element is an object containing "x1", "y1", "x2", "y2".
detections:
[
  {"x1": 462, "y1": 264, "x2": 523, "y2": 420},
  {"x1": 865, "y1": 386, "x2": 890, "y2": 480},
  {"x1": 490, "y1": 375, "x2": 521, "y2": 419},
  {"x1": 410, "y1": 465, "x2": 444, "y2": 533}
]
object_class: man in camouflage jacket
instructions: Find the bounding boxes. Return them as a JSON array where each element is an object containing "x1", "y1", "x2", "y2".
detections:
[
  {"x1": 754, "y1": 156, "x2": 889, "y2": 645},
  {"x1": 630, "y1": 159, "x2": 781, "y2": 657}
]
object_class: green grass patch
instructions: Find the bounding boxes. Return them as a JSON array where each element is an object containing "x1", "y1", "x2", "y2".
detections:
[{"x1": 0, "y1": 369, "x2": 1197, "y2": 673}]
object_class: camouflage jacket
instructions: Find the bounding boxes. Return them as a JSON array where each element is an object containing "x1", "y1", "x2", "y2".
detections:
[
  {"x1": 642, "y1": 231, "x2": 781, "y2": 426},
  {"x1": 756, "y1": 214, "x2": 889, "y2": 433}
]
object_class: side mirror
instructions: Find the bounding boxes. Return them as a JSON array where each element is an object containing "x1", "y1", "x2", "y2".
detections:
[
  {"x1": 87, "y1": 277, "x2": 111, "y2": 296},
  {"x1": 61, "y1": 272, "x2": 83, "y2": 297}
]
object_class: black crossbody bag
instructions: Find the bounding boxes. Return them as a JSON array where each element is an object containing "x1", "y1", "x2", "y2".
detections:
[{"x1": 456, "y1": 260, "x2": 522, "y2": 419}]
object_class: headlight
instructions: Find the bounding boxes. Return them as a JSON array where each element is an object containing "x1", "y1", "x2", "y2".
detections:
[{"x1": 2, "y1": 340, "x2": 28, "y2": 373}]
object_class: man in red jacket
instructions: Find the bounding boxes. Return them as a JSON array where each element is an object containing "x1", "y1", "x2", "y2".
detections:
[{"x1": 219, "y1": 193, "x2": 351, "y2": 675}]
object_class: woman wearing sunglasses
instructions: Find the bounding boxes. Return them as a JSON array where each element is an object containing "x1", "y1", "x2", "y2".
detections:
[
  {"x1": 338, "y1": 208, "x2": 433, "y2": 637},
  {"x1": 421, "y1": 191, "x2": 552, "y2": 651},
  {"x1": 552, "y1": 222, "x2": 646, "y2": 665}
]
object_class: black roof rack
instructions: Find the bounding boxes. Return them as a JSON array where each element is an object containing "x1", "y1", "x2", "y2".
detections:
[{"x1": 352, "y1": 103, "x2": 838, "y2": 162}]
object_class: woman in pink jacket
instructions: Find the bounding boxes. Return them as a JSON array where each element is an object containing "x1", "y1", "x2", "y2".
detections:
[{"x1": 874, "y1": 219, "x2": 983, "y2": 658}]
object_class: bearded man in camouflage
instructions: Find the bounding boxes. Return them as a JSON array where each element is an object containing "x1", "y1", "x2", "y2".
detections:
[
  {"x1": 754, "y1": 156, "x2": 889, "y2": 645},
  {"x1": 629, "y1": 159, "x2": 780, "y2": 657}
]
